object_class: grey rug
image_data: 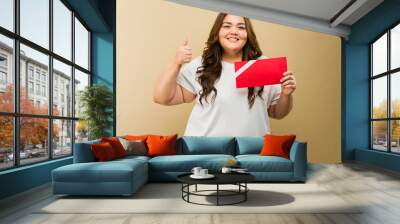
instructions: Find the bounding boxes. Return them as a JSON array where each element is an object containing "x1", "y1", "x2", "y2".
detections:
[{"x1": 38, "y1": 183, "x2": 362, "y2": 214}]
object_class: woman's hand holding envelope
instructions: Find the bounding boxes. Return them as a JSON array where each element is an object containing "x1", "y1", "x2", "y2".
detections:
[{"x1": 280, "y1": 71, "x2": 296, "y2": 96}]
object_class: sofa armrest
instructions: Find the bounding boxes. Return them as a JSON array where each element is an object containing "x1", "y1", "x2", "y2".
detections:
[
  {"x1": 289, "y1": 141, "x2": 307, "y2": 181},
  {"x1": 73, "y1": 141, "x2": 98, "y2": 163}
]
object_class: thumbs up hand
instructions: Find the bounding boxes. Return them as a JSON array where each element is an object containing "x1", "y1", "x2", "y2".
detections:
[{"x1": 175, "y1": 38, "x2": 192, "y2": 65}]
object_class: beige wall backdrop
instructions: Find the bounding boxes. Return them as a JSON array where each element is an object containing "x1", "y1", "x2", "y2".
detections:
[{"x1": 117, "y1": 0, "x2": 341, "y2": 163}]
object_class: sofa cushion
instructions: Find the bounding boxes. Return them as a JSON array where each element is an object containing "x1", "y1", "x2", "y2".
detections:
[
  {"x1": 236, "y1": 155, "x2": 293, "y2": 172},
  {"x1": 176, "y1": 136, "x2": 235, "y2": 155},
  {"x1": 91, "y1": 142, "x2": 118, "y2": 161},
  {"x1": 260, "y1": 134, "x2": 296, "y2": 159},
  {"x1": 53, "y1": 159, "x2": 147, "y2": 183},
  {"x1": 119, "y1": 138, "x2": 147, "y2": 156},
  {"x1": 148, "y1": 154, "x2": 235, "y2": 172},
  {"x1": 235, "y1": 137, "x2": 263, "y2": 155},
  {"x1": 147, "y1": 134, "x2": 177, "y2": 157},
  {"x1": 101, "y1": 137, "x2": 127, "y2": 158}
]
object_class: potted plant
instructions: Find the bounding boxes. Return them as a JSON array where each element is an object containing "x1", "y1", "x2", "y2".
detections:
[{"x1": 79, "y1": 84, "x2": 113, "y2": 140}]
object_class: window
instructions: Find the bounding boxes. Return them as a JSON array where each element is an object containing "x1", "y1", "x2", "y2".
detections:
[
  {"x1": 20, "y1": 0, "x2": 49, "y2": 49},
  {"x1": 0, "y1": 0, "x2": 14, "y2": 32},
  {"x1": 75, "y1": 18, "x2": 89, "y2": 70},
  {"x1": 35, "y1": 83, "x2": 40, "y2": 95},
  {"x1": 53, "y1": 0, "x2": 72, "y2": 60},
  {"x1": 28, "y1": 67, "x2": 34, "y2": 80},
  {"x1": 35, "y1": 70, "x2": 40, "y2": 81},
  {"x1": 42, "y1": 85, "x2": 46, "y2": 97},
  {"x1": 371, "y1": 23, "x2": 400, "y2": 154},
  {"x1": 0, "y1": 0, "x2": 91, "y2": 170},
  {"x1": 0, "y1": 30, "x2": 14, "y2": 115},
  {"x1": 0, "y1": 54, "x2": 8, "y2": 86},
  {"x1": 0, "y1": 55, "x2": 7, "y2": 67},
  {"x1": 0, "y1": 71, "x2": 6, "y2": 85},
  {"x1": 28, "y1": 81, "x2": 34, "y2": 94}
]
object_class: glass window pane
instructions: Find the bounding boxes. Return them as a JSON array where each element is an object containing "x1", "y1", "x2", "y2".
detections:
[
  {"x1": 392, "y1": 120, "x2": 400, "y2": 153},
  {"x1": 0, "y1": 34, "x2": 14, "y2": 112},
  {"x1": 75, "y1": 120, "x2": 88, "y2": 143},
  {"x1": 392, "y1": 72, "x2": 400, "y2": 118},
  {"x1": 53, "y1": 0, "x2": 72, "y2": 60},
  {"x1": 74, "y1": 69, "x2": 89, "y2": 118},
  {"x1": 53, "y1": 119, "x2": 72, "y2": 157},
  {"x1": 20, "y1": 44, "x2": 49, "y2": 115},
  {"x1": 372, "y1": 121, "x2": 388, "y2": 151},
  {"x1": 0, "y1": 0, "x2": 14, "y2": 31},
  {"x1": 20, "y1": 117, "x2": 49, "y2": 165},
  {"x1": 74, "y1": 18, "x2": 89, "y2": 70},
  {"x1": 372, "y1": 77, "x2": 387, "y2": 119},
  {"x1": 391, "y1": 24, "x2": 400, "y2": 70},
  {"x1": 0, "y1": 116, "x2": 13, "y2": 170},
  {"x1": 53, "y1": 59, "x2": 72, "y2": 117},
  {"x1": 20, "y1": 0, "x2": 49, "y2": 49},
  {"x1": 372, "y1": 33, "x2": 387, "y2": 76}
]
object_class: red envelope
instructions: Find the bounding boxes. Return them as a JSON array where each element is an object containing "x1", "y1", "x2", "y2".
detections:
[{"x1": 235, "y1": 57, "x2": 287, "y2": 88}]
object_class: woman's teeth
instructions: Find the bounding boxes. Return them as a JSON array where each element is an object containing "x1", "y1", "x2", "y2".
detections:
[{"x1": 227, "y1": 37, "x2": 239, "y2": 42}]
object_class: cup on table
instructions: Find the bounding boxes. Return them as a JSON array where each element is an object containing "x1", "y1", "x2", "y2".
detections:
[
  {"x1": 199, "y1": 168, "x2": 208, "y2": 176},
  {"x1": 191, "y1": 167, "x2": 202, "y2": 176},
  {"x1": 221, "y1": 167, "x2": 232, "y2": 174}
]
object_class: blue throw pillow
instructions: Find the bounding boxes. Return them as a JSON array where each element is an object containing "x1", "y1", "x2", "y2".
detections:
[{"x1": 235, "y1": 137, "x2": 263, "y2": 155}]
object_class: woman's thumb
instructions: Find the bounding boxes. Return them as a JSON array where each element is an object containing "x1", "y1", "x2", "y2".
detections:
[{"x1": 182, "y1": 38, "x2": 189, "y2": 46}]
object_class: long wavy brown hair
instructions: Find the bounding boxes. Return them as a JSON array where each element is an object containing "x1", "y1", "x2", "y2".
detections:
[{"x1": 196, "y1": 13, "x2": 263, "y2": 109}]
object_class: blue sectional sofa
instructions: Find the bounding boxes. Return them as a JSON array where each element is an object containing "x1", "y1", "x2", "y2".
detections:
[{"x1": 52, "y1": 136, "x2": 307, "y2": 196}]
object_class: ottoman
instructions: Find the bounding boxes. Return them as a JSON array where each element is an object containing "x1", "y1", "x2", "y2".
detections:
[{"x1": 52, "y1": 158, "x2": 148, "y2": 196}]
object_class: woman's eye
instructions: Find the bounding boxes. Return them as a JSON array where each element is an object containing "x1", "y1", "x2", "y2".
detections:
[
  {"x1": 238, "y1": 26, "x2": 245, "y2": 30},
  {"x1": 223, "y1": 25, "x2": 230, "y2": 28}
]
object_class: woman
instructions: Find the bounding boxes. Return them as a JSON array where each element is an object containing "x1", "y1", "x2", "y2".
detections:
[{"x1": 153, "y1": 13, "x2": 296, "y2": 136}]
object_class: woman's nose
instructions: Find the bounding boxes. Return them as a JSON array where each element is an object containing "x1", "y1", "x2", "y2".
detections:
[{"x1": 230, "y1": 28, "x2": 239, "y2": 35}]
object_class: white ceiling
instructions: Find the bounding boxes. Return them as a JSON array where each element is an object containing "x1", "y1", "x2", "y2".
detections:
[
  {"x1": 227, "y1": 0, "x2": 353, "y2": 22},
  {"x1": 167, "y1": 0, "x2": 384, "y2": 39}
]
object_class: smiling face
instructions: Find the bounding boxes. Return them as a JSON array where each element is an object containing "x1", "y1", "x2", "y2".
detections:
[{"x1": 218, "y1": 15, "x2": 248, "y2": 56}]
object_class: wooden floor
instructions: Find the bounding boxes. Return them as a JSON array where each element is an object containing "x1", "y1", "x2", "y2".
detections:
[{"x1": 1, "y1": 162, "x2": 400, "y2": 224}]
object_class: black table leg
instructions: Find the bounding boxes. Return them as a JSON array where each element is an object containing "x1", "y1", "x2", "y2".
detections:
[
  {"x1": 217, "y1": 184, "x2": 219, "y2": 206},
  {"x1": 245, "y1": 183, "x2": 247, "y2": 201},
  {"x1": 195, "y1": 184, "x2": 197, "y2": 192}
]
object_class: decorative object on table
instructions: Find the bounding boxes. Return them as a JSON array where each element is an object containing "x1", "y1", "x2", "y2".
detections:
[
  {"x1": 191, "y1": 167, "x2": 202, "y2": 176},
  {"x1": 221, "y1": 167, "x2": 249, "y2": 174},
  {"x1": 190, "y1": 167, "x2": 214, "y2": 179},
  {"x1": 221, "y1": 167, "x2": 232, "y2": 173},
  {"x1": 226, "y1": 159, "x2": 237, "y2": 167},
  {"x1": 79, "y1": 84, "x2": 113, "y2": 140}
]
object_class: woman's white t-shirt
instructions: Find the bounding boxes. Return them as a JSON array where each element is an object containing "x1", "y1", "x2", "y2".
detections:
[{"x1": 176, "y1": 56, "x2": 281, "y2": 137}]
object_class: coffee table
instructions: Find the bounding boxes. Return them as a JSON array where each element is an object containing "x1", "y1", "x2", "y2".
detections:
[{"x1": 177, "y1": 172, "x2": 255, "y2": 206}]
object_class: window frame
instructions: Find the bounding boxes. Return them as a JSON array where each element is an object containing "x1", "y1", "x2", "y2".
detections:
[
  {"x1": 0, "y1": 0, "x2": 92, "y2": 171},
  {"x1": 370, "y1": 21, "x2": 400, "y2": 154}
]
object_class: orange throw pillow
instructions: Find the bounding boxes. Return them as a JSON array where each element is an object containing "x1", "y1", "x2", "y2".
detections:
[
  {"x1": 124, "y1": 135, "x2": 149, "y2": 141},
  {"x1": 146, "y1": 134, "x2": 178, "y2": 157},
  {"x1": 91, "y1": 142, "x2": 117, "y2": 161},
  {"x1": 260, "y1": 134, "x2": 296, "y2": 159},
  {"x1": 101, "y1": 137, "x2": 127, "y2": 158}
]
